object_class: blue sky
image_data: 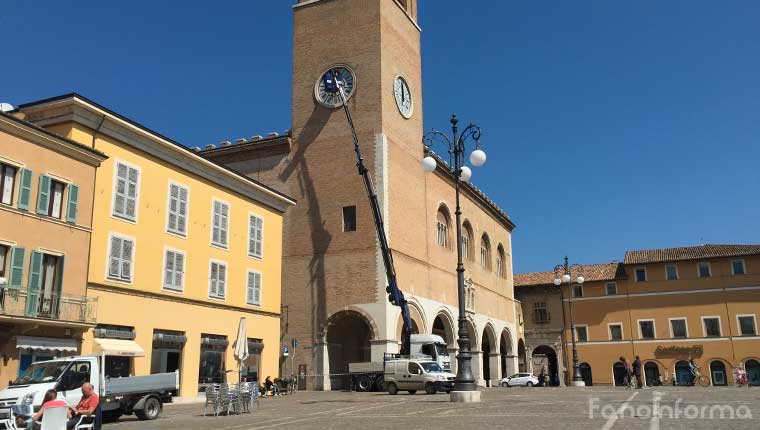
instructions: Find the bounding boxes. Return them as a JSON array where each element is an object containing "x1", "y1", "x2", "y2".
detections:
[{"x1": 3, "y1": 1, "x2": 759, "y2": 273}]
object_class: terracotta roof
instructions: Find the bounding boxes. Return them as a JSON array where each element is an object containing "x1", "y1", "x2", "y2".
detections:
[
  {"x1": 514, "y1": 262, "x2": 625, "y2": 287},
  {"x1": 624, "y1": 244, "x2": 760, "y2": 265}
]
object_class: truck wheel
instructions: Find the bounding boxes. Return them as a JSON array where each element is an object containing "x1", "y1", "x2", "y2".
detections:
[
  {"x1": 135, "y1": 397, "x2": 161, "y2": 420},
  {"x1": 356, "y1": 375, "x2": 373, "y2": 392},
  {"x1": 387, "y1": 382, "x2": 399, "y2": 395},
  {"x1": 374, "y1": 375, "x2": 385, "y2": 392},
  {"x1": 407, "y1": 390, "x2": 417, "y2": 395},
  {"x1": 425, "y1": 382, "x2": 437, "y2": 395}
]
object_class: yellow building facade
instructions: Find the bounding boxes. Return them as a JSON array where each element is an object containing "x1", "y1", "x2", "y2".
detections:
[
  {"x1": 516, "y1": 245, "x2": 760, "y2": 387},
  {"x1": 19, "y1": 94, "x2": 295, "y2": 396}
]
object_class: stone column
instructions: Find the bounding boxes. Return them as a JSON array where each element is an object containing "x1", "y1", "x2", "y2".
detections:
[
  {"x1": 313, "y1": 341, "x2": 330, "y2": 391},
  {"x1": 489, "y1": 352, "x2": 501, "y2": 386}
]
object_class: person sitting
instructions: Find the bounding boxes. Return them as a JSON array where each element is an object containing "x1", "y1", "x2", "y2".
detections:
[
  {"x1": 15, "y1": 389, "x2": 70, "y2": 430},
  {"x1": 264, "y1": 376, "x2": 274, "y2": 396},
  {"x1": 66, "y1": 382, "x2": 99, "y2": 429}
]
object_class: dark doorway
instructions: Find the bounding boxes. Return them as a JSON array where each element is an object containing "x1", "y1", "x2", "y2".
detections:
[
  {"x1": 747, "y1": 360, "x2": 760, "y2": 386},
  {"x1": 580, "y1": 362, "x2": 592, "y2": 386},
  {"x1": 644, "y1": 362, "x2": 660, "y2": 386},
  {"x1": 517, "y1": 339, "x2": 527, "y2": 372},
  {"x1": 500, "y1": 330, "x2": 513, "y2": 379},
  {"x1": 532, "y1": 345, "x2": 558, "y2": 386},
  {"x1": 326, "y1": 311, "x2": 372, "y2": 390},
  {"x1": 482, "y1": 331, "x2": 492, "y2": 386},
  {"x1": 613, "y1": 362, "x2": 627, "y2": 386},
  {"x1": 710, "y1": 361, "x2": 727, "y2": 386},
  {"x1": 675, "y1": 360, "x2": 692, "y2": 385}
]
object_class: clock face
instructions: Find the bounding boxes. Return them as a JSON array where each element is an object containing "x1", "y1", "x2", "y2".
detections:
[
  {"x1": 315, "y1": 66, "x2": 356, "y2": 108},
  {"x1": 394, "y1": 75, "x2": 413, "y2": 119}
]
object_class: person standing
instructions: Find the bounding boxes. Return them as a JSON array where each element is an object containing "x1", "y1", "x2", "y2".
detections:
[{"x1": 632, "y1": 356, "x2": 643, "y2": 389}]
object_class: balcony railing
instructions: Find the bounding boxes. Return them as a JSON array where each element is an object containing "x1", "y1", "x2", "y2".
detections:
[{"x1": 0, "y1": 289, "x2": 98, "y2": 325}]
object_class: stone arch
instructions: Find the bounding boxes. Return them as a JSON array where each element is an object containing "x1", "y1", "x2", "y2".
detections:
[
  {"x1": 532, "y1": 345, "x2": 559, "y2": 386},
  {"x1": 499, "y1": 327, "x2": 515, "y2": 378},
  {"x1": 481, "y1": 323, "x2": 498, "y2": 385},
  {"x1": 323, "y1": 309, "x2": 377, "y2": 390},
  {"x1": 395, "y1": 299, "x2": 426, "y2": 341},
  {"x1": 432, "y1": 309, "x2": 456, "y2": 346}
]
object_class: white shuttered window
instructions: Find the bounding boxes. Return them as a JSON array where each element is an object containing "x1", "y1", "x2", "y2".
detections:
[
  {"x1": 247, "y1": 270, "x2": 262, "y2": 306},
  {"x1": 113, "y1": 162, "x2": 140, "y2": 221},
  {"x1": 167, "y1": 183, "x2": 189, "y2": 236},
  {"x1": 108, "y1": 235, "x2": 134, "y2": 282},
  {"x1": 248, "y1": 214, "x2": 264, "y2": 258},
  {"x1": 211, "y1": 200, "x2": 229, "y2": 248},
  {"x1": 209, "y1": 261, "x2": 227, "y2": 299},
  {"x1": 163, "y1": 250, "x2": 185, "y2": 292}
]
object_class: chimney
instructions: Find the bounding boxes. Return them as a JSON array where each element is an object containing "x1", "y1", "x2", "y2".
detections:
[
  {"x1": 268, "y1": 132, "x2": 279, "y2": 138},
  {"x1": 205, "y1": 144, "x2": 216, "y2": 150},
  {"x1": 191, "y1": 147, "x2": 201, "y2": 152},
  {"x1": 251, "y1": 135, "x2": 263, "y2": 142},
  {"x1": 235, "y1": 138, "x2": 247, "y2": 144}
]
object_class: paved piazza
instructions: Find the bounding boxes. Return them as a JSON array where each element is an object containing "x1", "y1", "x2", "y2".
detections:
[{"x1": 104, "y1": 387, "x2": 759, "y2": 430}]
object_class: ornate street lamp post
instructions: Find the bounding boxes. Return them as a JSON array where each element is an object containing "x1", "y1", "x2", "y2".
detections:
[
  {"x1": 422, "y1": 114, "x2": 486, "y2": 401},
  {"x1": 554, "y1": 256, "x2": 586, "y2": 387}
]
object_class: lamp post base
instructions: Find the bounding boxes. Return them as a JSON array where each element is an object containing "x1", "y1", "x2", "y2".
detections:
[
  {"x1": 450, "y1": 390, "x2": 481, "y2": 403},
  {"x1": 571, "y1": 380, "x2": 586, "y2": 387}
]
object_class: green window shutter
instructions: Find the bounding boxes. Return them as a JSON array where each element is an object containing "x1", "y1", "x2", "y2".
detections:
[
  {"x1": 8, "y1": 247, "x2": 26, "y2": 290},
  {"x1": 36, "y1": 175, "x2": 51, "y2": 215},
  {"x1": 25, "y1": 251, "x2": 43, "y2": 317},
  {"x1": 66, "y1": 184, "x2": 79, "y2": 223},
  {"x1": 17, "y1": 169, "x2": 33, "y2": 210}
]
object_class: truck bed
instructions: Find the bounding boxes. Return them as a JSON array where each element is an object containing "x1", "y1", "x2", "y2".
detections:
[
  {"x1": 348, "y1": 362, "x2": 384, "y2": 374},
  {"x1": 104, "y1": 371, "x2": 178, "y2": 395}
]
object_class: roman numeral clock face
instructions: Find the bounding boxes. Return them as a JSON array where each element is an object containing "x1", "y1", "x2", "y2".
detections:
[
  {"x1": 315, "y1": 66, "x2": 356, "y2": 108},
  {"x1": 394, "y1": 75, "x2": 413, "y2": 119}
]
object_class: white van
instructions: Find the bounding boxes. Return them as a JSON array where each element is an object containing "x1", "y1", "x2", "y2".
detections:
[{"x1": 384, "y1": 359, "x2": 455, "y2": 395}]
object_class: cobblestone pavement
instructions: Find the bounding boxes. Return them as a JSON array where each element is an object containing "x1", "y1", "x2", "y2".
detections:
[{"x1": 105, "y1": 386, "x2": 760, "y2": 430}]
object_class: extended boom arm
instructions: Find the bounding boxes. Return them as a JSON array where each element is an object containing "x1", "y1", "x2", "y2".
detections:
[{"x1": 325, "y1": 69, "x2": 413, "y2": 356}]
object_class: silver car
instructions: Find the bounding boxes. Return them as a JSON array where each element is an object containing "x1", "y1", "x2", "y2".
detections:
[{"x1": 500, "y1": 372, "x2": 539, "y2": 387}]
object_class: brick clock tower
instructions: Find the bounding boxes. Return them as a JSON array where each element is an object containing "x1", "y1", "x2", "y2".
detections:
[
  {"x1": 203, "y1": 0, "x2": 518, "y2": 391},
  {"x1": 289, "y1": 0, "x2": 425, "y2": 390}
]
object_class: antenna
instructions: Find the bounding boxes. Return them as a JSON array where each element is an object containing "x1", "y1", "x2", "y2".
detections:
[{"x1": 0, "y1": 103, "x2": 14, "y2": 113}]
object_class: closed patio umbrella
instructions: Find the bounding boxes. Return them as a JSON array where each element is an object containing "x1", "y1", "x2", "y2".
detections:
[{"x1": 233, "y1": 317, "x2": 249, "y2": 383}]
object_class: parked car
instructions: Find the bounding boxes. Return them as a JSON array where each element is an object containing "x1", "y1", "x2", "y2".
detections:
[{"x1": 500, "y1": 373, "x2": 539, "y2": 387}]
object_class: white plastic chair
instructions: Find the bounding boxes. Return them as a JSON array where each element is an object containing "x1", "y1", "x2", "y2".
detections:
[
  {"x1": 40, "y1": 406, "x2": 68, "y2": 430},
  {"x1": 0, "y1": 407, "x2": 18, "y2": 430}
]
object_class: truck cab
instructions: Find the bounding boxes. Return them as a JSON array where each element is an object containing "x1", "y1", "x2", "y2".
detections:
[
  {"x1": 409, "y1": 334, "x2": 451, "y2": 371},
  {"x1": 384, "y1": 359, "x2": 455, "y2": 395},
  {"x1": 0, "y1": 356, "x2": 98, "y2": 410},
  {"x1": 0, "y1": 353, "x2": 177, "y2": 422}
]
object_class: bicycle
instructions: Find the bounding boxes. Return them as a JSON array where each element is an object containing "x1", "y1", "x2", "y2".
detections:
[{"x1": 691, "y1": 369, "x2": 710, "y2": 387}]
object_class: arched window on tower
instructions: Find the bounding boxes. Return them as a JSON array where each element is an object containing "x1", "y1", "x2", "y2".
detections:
[
  {"x1": 480, "y1": 233, "x2": 492, "y2": 270},
  {"x1": 461, "y1": 221, "x2": 474, "y2": 261},
  {"x1": 496, "y1": 244, "x2": 506, "y2": 278},
  {"x1": 436, "y1": 205, "x2": 452, "y2": 249}
]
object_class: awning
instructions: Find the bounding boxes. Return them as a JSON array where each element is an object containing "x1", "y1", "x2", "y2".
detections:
[
  {"x1": 16, "y1": 336, "x2": 78, "y2": 352},
  {"x1": 93, "y1": 338, "x2": 145, "y2": 357}
]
